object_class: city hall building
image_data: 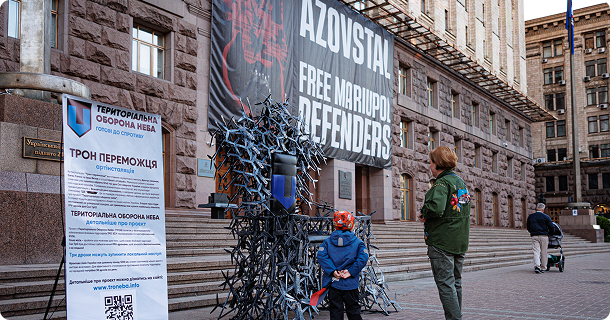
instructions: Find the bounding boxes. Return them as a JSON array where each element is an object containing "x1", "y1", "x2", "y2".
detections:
[
  {"x1": 0, "y1": 0, "x2": 552, "y2": 267},
  {"x1": 526, "y1": 3, "x2": 610, "y2": 221}
]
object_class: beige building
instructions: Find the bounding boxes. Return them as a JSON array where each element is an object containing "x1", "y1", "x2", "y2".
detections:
[
  {"x1": 411, "y1": 0, "x2": 527, "y2": 93},
  {"x1": 526, "y1": 3, "x2": 610, "y2": 221}
]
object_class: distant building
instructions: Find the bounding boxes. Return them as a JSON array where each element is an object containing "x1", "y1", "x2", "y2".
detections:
[{"x1": 525, "y1": 3, "x2": 610, "y2": 222}]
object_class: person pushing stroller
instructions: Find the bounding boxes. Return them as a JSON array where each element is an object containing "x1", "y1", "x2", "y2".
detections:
[{"x1": 526, "y1": 203, "x2": 555, "y2": 273}]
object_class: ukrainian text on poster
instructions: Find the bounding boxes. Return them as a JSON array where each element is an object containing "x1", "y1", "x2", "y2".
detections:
[
  {"x1": 209, "y1": 0, "x2": 394, "y2": 169},
  {"x1": 62, "y1": 95, "x2": 167, "y2": 320}
]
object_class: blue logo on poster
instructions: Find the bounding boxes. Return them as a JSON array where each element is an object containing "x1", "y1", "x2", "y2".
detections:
[
  {"x1": 271, "y1": 174, "x2": 296, "y2": 209},
  {"x1": 67, "y1": 98, "x2": 91, "y2": 137}
]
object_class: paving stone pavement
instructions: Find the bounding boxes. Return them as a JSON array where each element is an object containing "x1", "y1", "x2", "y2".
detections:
[{"x1": 170, "y1": 252, "x2": 610, "y2": 320}]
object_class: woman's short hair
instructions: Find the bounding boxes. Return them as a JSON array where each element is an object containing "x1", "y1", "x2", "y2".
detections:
[{"x1": 430, "y1": 146, "x2": 458, "y2": 170}]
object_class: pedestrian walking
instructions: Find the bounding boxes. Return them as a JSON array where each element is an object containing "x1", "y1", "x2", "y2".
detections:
[
  {"x1": 526, "y1": 203, "x2": 555, "y2": 273},
  {"x1": 418, "y1": 146, "x2": 471, "y2": 320},
  {"x1": 317, "y1": 210, "x2": 369, "y2": 320}
]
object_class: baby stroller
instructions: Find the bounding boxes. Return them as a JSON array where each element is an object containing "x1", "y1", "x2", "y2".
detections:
[{"x1": 547, "y1": 222, "x2": 565, "y2": 272}]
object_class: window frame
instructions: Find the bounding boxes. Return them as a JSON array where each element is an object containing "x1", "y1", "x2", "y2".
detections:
[
  {"x1": 398, "y1": 65, "x2": 410, "y2": 96},
  {"x1": 603, "y1": 172, "x2": 610, "y2": 189},
  {"x1": 544, "y1": 94, "x2": 554, "y2": 111},
  {"x1": 586, "y1": 60, "x2": 596, "y2": 77},
  {"x1": 554, "y1": 39, "x2": 563, "y2": 56},
  {"x1": 427, "y1": 79, "x2": 436, "y2": 108},
  {"x1": 554, "y1": 66, "x2": 563, "y2": 83},
  {"x1": 542, "y1": 41, "x2": 553, "y2": 58},
  {"x1": 558, "y1": 148, "x2": 567, "y2": 161},
  {"x1": 543, "y1": 68, "x2": 553, "y2": 85},
  {"x1": 8, "y1": 0, "x2": 21, "y2": 39},
  {"x1": 589, "y1": 173, "x2": 599, "y2": 190},
  {"x1": 546, "y1": 176, "x2": 555, "y2": 192},
  {"x1": 547, "y1": 148, "x2": 556, "y2": 162},
  {"x1": 557, "y1": 120, "x2": 566, "y2": 137},
  {"x1": 590, "y1": 144, "x2": 599, "y2": 158},
  {"x1": 399, "y1": 121, "x2": 409, "y2": 148},
  {"x1": 600, "y1": 115, "x2": 609, "y2": 132},
  {"x1": 400, "y1": 174, "x2": 412, "y2": 221},
  {"x1": 558, "y1": 175, "x2": 568, "y2": 191},
  {"x1": 589, "y1": 116, "x2": 598, "y2": 134},
  {"x1": 555, "y1": 93, "x2": 565, "y2": 110},
  {"x1": 587, "y1": 87, "x2": 597, "y2": 106},
  {"x1": 599, "y1": 86, "x2": 608, "y2": 104},
  {"x1": 598, "y1": 58, "x2": 607, "y2": 76},
  {"x1": 132, "y1": 24, "x2": 167, "y2": 79},
  {"x1": 546, "y1": 121, "x2": 555, "y2": 138},
  {"x1": 601, "y1": 143, "x2": 610, "y2": 158},
  {"x1": 451, "y1": 92, "x2": 459, "y2": 118},
  {"x1": 489, "y1": 110, "x2": 495, "y2": 135}
]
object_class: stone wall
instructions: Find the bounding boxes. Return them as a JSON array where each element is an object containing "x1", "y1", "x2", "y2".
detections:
[
  {"x1": 0, "y1": 0, "x2": 203, "y2": 208},
  {"x1": 392, "y1": 42, "x2": 536, "y2": 228}
]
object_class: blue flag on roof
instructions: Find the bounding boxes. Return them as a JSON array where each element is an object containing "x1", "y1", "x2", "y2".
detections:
[{"x1": 566, "y1": 0, "x2": 574, "y2": 55}]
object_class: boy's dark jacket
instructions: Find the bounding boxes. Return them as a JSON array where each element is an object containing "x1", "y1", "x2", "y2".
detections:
[{"x1": 317, "y1": 230, "x2": 368, "y2": 290}]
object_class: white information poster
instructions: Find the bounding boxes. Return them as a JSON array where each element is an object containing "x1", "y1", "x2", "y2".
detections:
[{"x1": 62, "y1": 95, "x2": 168, "y2": 320}]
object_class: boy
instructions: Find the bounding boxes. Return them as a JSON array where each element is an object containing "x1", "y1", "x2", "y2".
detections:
[{"x1": 317, "y1": 210, "x2": 369, "y2": 320}]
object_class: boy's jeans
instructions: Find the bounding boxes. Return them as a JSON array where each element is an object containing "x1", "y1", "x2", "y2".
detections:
[{"x1": 428, "y1": 245, "x2": 465, "y2": 320}]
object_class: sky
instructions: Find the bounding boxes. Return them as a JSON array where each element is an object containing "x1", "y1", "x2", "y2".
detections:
[{"x1": 524, "y1": 0, "x2": 610, "y2": 21}]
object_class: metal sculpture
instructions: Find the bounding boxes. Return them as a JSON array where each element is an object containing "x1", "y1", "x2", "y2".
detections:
[{"x1": 209, "y1": 98, "x2": 399, "y2": 319}]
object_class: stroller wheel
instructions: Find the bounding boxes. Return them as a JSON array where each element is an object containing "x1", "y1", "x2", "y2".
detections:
[{"x1": 559, "y1": 260, "x2": 564, "y2": 272}]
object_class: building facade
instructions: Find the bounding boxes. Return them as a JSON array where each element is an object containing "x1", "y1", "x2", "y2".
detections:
[
  {"x1": 525, "y1": 3, "x2": 610, "y2": 221},
  {"x1": 0, "y1": 0, "x2": 550, "y2": 264}
]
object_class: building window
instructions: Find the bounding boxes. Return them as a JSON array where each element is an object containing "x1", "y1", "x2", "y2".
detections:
[
  {"x1": 454, "y1": 139, "x2": 462, "y2": 162},
  {"x1": 505, "y1": 119, "x2": 511, "y2": 142},
  {"x1": 546, "y1": 121, "x2": 555, "y2": 138},
  {"x1": 546, "y1": 176, "x2": 555, "y2": 192},
  {"x1": 475, "y1": 145, "x2": 481, "y2": 168},
  {"x1": 554, "y1": 66, "x2": 563, "y2": 83},
  {"x1": 518, "y1": 127, "x2": 524, "y2": 147},
  {"x1": 8, "y1": 0, "x2": 20, "y2": 39},
  {"x1": 421, "y1": 0, "x2": 426, "y2": 13},
  {"x1": 558, "y1": 148, "x2": 567, "y2": 161},
  {"x1": 554, "y1": 39, "x2": 563, "y2": 56},
  {"x1": 543, "y1": 68, "x2": 553, "y2": 85},
  {"x1": 542, "y1": 41, "x2": 552, "y2": 58},
  {"x1": 427, "y1": 79, "x2": 435, "y2": 107},
  {"x1": 400, "y1": 121, "x2": 409, "y2": 148},
  {"x1": 428, "y1": 130, "x2": 436, "y2": 151},
  {"x1": 132, "y1": 25, "x2": 165, "y2": 79},
  {"x1": 603, "y1": 172, "x2": 610, "y2": 189},
  {"x1": 590, "y1": 144, "x2": 599, "y2": 158},
  {"x1": 471, "y1": 103, "x2": 478, "y2": 127},
  {"x1": 585, "y1": 30, "x2": 606, "y2": 49},
  {"x1": 465, "y1": 26, "x2": 469, "y2": 45},
  {"x1": 557, "y1": 120, "x2": 566, "y2": 137},
  {"x1": 489, "y1": 111, "x2": 495, "y2": 135},
  {"x1": 598, "y1": 58, "x2": 607, "y2": 76},
  {"x1": 558, "y1": 175, "x2": 568, "y2": 191},
  {"x1": 600, "y1": 115, "x2": 609, "y2": 132},
  {"x1": 474, "y1": 189, "x2": 482, "y2": 225},
  {"x1": 507, "y1": 157, "x2": 513, "y2": 178},
  {"x1": 596, "y1": 30, "x2": 606, "y2": 48},
  {"x1": 547, "y1": 148, "x2": 556, "y2": 162},
  {"x1": 543, "y1": 40, "x2": 563, "y2": 58},
  {"x1": 492, "y1": 152, "x2": 498, "y2": 173},
  {"x1": 445, "y1": 10, "x2": 449, "y2": 31},
  {"x1": 587, "y1": 87, "x2": 597, "y2": 105},
  {"x1": 492, "y1": 192, "x2": 499, "y2": 226},
  {"x1": 589, "y1": 173, "x2": 599, "y2": 190},
  {"x1": 544, "y1": 94, "x2": 554, "y2": 111},
  {"x1": 556, "y1": 93, "x2": 565, "y2": 110},
  {"x1": 482, "y1": 3, "x2": 485, "y2": 26},
  {"x1": 521, "y1": 162, "x2": 526, "y2": 181},
  {"x1": 586, "y1": 60, "x2": 596, "y2": 77},
  {"x1": 399, "y1": 65, "x2": 410, "y2": 96},
  {"x1": 589, "y1": 116, "x2": 598, "y2": 133},
  {"x1": 452, "y1": 92, "x2": 459, "y2": 118},
  {"x1": 599, "y1": 86, "x2": 608, "y2": 104},
  {"x1": 400, "y1": 174, "x2": 411, "y2": 221},
  {"x1": 602, "y1": 143, "x2": 610, "y2": 157},
  {"x1": 51, "y1": 0, "x2": 58, "y2": 49}
]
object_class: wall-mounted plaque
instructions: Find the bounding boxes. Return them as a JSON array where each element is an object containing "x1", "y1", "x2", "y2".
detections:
[
  {"x1": 198, "y1": 158, "x2": 215, "y2": 177},
  {"x1": 22, "y1": 137, "x2": 63, "y2": 161},
  {"x1": 339, "y1": 170, "x2": 352, "y2": 199}
]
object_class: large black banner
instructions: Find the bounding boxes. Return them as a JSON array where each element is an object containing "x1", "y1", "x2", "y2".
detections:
[{"x1": 209, "y1": 0, "x2": 394, "y2": 169}]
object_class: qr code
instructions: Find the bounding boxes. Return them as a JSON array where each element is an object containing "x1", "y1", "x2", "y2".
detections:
[{"x1": 104, "y1": 295, "x2": 134, "y2": 320}]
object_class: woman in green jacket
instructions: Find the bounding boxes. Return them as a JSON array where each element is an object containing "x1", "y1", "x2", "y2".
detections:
[{"x1": 418, "y1": 146, "x2": 471, "y2": 320}]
